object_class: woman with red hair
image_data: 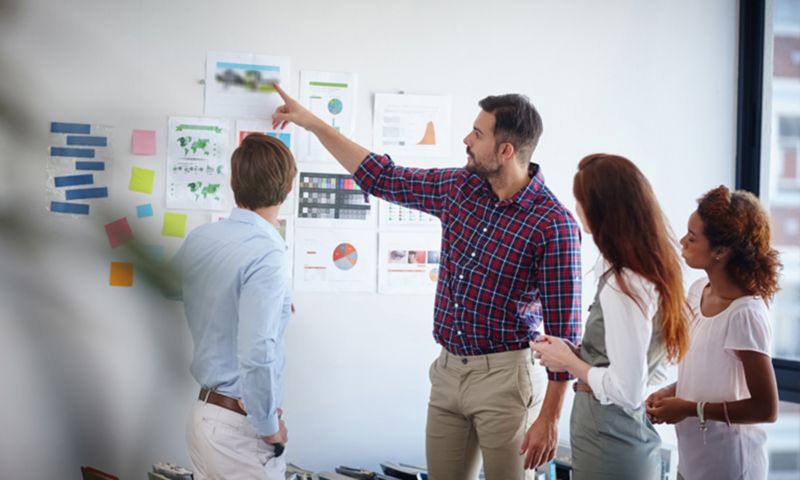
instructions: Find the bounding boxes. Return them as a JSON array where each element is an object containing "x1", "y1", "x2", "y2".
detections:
[
  {"x1": 532, "y1": 154, "x2": 688, "y2": 479},
  {"x1": 646, "y1": 186, "x2": 780, "y2": 480}
]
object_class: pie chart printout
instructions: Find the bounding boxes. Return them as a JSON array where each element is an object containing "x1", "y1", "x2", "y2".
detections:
[{"x1": 333, "y1": 242, "x2": 358, "y2": 270}]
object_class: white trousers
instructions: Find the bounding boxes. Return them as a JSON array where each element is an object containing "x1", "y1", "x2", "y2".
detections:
[{"x1": 186, "y1": 400, "x2": 286, "y2": 480}]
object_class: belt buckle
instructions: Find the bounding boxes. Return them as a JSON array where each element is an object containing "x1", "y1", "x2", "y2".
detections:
[{"x1": 202, "y1": 388, "x2": 212, "y2": 404}]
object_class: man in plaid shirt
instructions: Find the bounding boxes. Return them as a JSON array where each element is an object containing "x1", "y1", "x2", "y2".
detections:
[{"x1": 273, "y1": 84, "x2": 581, "y2": 479}]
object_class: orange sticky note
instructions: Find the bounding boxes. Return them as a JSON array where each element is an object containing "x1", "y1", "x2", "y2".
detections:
[{"x1": 109, "y1": 261, "x2": 133, "y2": 287}]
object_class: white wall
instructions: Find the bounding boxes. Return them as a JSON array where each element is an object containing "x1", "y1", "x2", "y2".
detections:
[{"x1": 0, "y1": 0, "x2": 738, "y2": 477}]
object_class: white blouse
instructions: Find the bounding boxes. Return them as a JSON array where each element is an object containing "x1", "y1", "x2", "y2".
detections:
[
  {"x1": 675, "y1": 278, "x2": 772, "y2": 480},
  {"x1": 586, "y1": 258, "x2": 664, "y2": 412}
]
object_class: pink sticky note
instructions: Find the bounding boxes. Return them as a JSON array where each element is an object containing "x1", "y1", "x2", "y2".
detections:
[
  {"x1": 132, "y1": 129, "x2": 157, "y2": 155},
  {"x1": 104, "y1": 217, "x2": 133, "y2": 248}
]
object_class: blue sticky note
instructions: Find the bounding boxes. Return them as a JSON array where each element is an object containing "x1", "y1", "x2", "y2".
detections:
[
  {"x1": 75, "y1": 161, "x2": 105, "y2": 171},
  {"x1": 50, "y1": 122, "x2": 91, "y2": 134},
  {"x1": 50, "y1": 201, "x2": 89, "y2": 215},
  {"x1": 51, "y1": 146, "x2": 95, "y2": 158},
  {"x1": 142, "y1": 244, "x2": 165, "y2": 262},
  {"x1": 65, "y1": 187, "x2": 108, "y2": 200},
  {"x1": 54, "y1": 174, "x2": 93, "y2": 187},
  {"x1": 66, "y1": 135, "x2": 107, "y2": 147},
  {"x1": 136, "y1": 203, "x2": 154, "y2": 218}
]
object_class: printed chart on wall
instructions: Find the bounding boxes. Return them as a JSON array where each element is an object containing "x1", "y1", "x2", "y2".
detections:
[
  {"x1": 378, "y1": 199, "x2": 440, "y2": 230},
  {"x1": 296, "y1": 167, "x2": 373, "y2": 228},
  {"x1": 205, "y1": 51, "x2": 290, "y2": 119},
  {"x1": 46, "y1": 121, "x2": 113, "y2": 217},
  {"x1": 378, "y1": 232, "x2": 441, "y2": 294},
  {"x1": 373, "y1": 93, "x2": 452, "y2": 159},
  {"x1": 166, "y1": 116, "x2": 230, "y2": 211},
  {"x1": 293, "y1": 227, "x2": 376, "y2": 292},
  {"x1": 235, "y1": 119, "x2": 296, "y2": 217},
  {"x1": 297, "y1": 70, "x2": 357, "y2": 163}
]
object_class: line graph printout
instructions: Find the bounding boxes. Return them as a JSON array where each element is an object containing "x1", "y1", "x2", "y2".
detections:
[
  {"x1": 293, "y1": 227, "x2": 376, "y2": 292},
  {"x1": 166, "y1": 116, "x2": 231, "y2": 211},
  {"x1": 297, "y1": 70, "x2": 357, "y2": 163},
  {"x1": 373, "y1": 93, "x2": 452, "y2": 159}
]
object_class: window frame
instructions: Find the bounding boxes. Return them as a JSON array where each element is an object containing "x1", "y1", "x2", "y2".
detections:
[{"x1": 737, "y1": 0, "x2": 800, "y2": 403}]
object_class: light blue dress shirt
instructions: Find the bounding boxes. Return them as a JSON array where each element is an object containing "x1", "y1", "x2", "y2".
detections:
[{"x1": 174, "y1": 208, "x2": 291, "y2": 436}]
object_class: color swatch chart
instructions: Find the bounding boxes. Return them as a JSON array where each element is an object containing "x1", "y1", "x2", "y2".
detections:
[{"x1": 298, "y1": 172, "x2": 370, "y2": 220}]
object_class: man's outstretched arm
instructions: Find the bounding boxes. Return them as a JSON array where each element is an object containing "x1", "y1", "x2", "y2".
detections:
[{"x1": 271, "y1": 82, "x2": 368, "y2": 174}]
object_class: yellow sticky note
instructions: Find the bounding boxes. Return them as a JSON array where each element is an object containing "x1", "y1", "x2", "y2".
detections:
[
  {"x1": 162, "y1": 212, "x2": 187, "y2": 238},
  {"x1": 129, "y1": 167, "x2": 155, "y2": 194},
  {"x1": 109, "y1": 261, "x2": 133, "y2": 287}
]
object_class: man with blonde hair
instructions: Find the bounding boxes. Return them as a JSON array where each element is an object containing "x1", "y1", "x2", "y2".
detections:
[{"x1": 173, "y1": 133, "x2": 297, "y2": 479}]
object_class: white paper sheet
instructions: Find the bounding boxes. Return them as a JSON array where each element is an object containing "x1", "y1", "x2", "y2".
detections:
[
  {"x1": 235, "y1": 119, "x2": 294, "y2": 152},
  {"x1": 378, "y1": 198, "x2": 440, "y2": 230},
  {"x1": 293, "y1": 227, "x2": 376, "y2": 292},
  {"x1": 373, "y1": 93, "x2": 452, "y2": 159},
  {"x1": 166, "y1": 116, "x2": 231, "y2": 211},
  {"x1": 378, "y1": 231, "x2": 442, "y2": 294},
  {"x1": 205, "y1": 51, "x2": 290, "y2": 119},
  {"x1": 297, "y1": 70, "x2": 357, "y2": 163}
]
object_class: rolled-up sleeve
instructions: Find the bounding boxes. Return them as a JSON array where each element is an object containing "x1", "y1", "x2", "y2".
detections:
[
  {"x1": 539, "y1": 220, "x2": 582, "y2": 381},
  {"x1": 237, "y1": 248, "x2": 287, "y2": 436},
  {"x1": 353, "y1": 153, "x2": 459, "y2": 218}
]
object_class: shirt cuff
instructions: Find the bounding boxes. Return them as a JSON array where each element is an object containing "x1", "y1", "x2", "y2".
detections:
[
  {"x1": 248, "y1": 412, "x2": 279, "y2": 438},
  {"x1": 587, "y1": 366, "x2": 611, "y2": 404},
  {"x1": 547, "y1": 369, "x2": 575, "y2": 382},
  {"x1": 352, "y1": 152, "x2": 384, "y2": 193}
]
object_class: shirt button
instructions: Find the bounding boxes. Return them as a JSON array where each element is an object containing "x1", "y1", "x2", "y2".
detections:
[
  {"x1": 454, "y1": 303, "x2": 459, "y2": 308},
  {"x1": 483, "y1": 228, "x2": 487, "y2": 233},
  {"x1": 457, "y1": 330, "x2": 463, "y2": 335},
  {"x1": 461, "y1": 358, "x2": 468, "y2": 365},
  {"x1": 471, "y1": 252, "x2": 476, "y2": 257},
  {"x1": 459, "y1": 274, "x2": 464, "y2": 280}
]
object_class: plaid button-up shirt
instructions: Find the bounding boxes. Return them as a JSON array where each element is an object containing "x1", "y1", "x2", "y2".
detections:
[{"x1": 355, "y1": 153, "x2": 582, "y2": 380}]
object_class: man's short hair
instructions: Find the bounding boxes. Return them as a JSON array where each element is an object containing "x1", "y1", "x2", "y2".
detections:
[
  {"x1": 478, "y1": 94, "x2": 543, "y2": 164},
  {"x1": 230, "y1": 133, "x2": 297, "y2": 209}
]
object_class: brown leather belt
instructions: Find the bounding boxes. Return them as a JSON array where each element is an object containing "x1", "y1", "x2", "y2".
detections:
[
  {"x1": 199, "y1": 388, "x2": 247, "y2": 416},
  {"x1": 573, "y1": 382, "x2": 593, "y2": 394}
]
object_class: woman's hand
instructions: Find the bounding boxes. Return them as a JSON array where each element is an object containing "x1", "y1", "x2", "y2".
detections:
[
  {"x1": 646, "y1": 397, "x2": 694, "y2": 424},
  {"x1": 530, "y1": 335, "x2": 580, "y2": 373}
]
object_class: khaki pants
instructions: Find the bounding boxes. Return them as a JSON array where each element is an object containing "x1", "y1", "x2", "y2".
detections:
[
  {"x1": 186, "y1": 400, "x2": 285, "y2": 480},
  {"x1": 426, "y1": 348, "x2": 547, "y2": 480}
]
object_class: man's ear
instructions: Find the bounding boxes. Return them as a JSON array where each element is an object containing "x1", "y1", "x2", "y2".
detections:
[{"x1": 498, "y1": 142, "x2": 515, "y2": 163}]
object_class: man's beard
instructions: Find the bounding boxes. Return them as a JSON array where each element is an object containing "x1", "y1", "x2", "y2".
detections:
[{"x1": 465, "y1": 148, "x2": 500, "y2": 178}]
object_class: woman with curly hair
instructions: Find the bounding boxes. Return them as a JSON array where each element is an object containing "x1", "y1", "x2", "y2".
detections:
[
  {"x1": 532, "y1": 154, "x2": 689, "y2": 479},
  {"x1": 646, "y1": 185, "x2": 780, "y2": 480}
]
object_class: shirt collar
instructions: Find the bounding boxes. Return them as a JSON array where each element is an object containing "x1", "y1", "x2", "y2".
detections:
[
  {"x1": 480, "y1": 163, "x2": 545, "y2": 209},
  {"x1": 228, "y1": 207, "x2": 280, "y2": 236}
]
